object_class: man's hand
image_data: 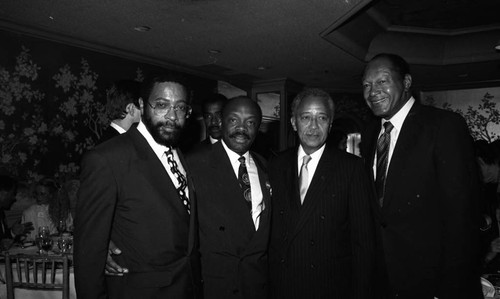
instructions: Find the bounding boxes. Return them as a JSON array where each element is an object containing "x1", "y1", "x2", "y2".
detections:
[
  {"x1": 11, "y1": 222, "x2": 34, "y2": 236},
  {"x1": 105, "y1": 240, "x2": 129, "y2": 276}
]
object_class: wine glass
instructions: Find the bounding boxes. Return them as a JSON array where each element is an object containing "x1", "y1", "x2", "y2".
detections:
[
  {"x1": 36, "y1": 226, "x2": 52, "y2": 254},
  {"x1": 57, "y1": 220, "x2": 66, "y2": 235}
]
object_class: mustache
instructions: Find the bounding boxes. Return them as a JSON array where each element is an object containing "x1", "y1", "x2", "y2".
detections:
[
  {"x1": 155, "y1": 120, "x2": 182, "y2": 130},
  {"x1": 229, "y1": 132, "x2": 250, "y2": 140}
]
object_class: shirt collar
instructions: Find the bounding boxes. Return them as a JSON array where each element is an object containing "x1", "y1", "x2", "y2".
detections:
[
  {"x1": 137, "y1": 121, "x2": 171, "y2": 157},
  {"x1": 221, "y1": 139, "x2": 249, "y2": 162},
  {"x1": 297, "y1": 143, "x2": 326, "y2": 162},
  {"x1": 209, "y1": 136, "x2": 219, "y2": 144},
  {"x1": 110, "y1": 122, "x2": 126, "y2": 134},
  {"x1": 382, "y1": 96, "x2": 415, "y2": 132}
]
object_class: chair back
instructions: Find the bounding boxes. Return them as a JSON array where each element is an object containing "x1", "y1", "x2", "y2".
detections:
[{"x1": 4, "y1": 252, "x2": 70, "y2": 299}]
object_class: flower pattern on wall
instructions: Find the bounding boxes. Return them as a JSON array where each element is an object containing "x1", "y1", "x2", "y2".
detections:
[
  {"x1": 424, "y1": 92, "x2": 500, "y2": 142},
  {"x1": 0, "y1": 47, "x2": 145, "y2": 182},
  {"x1": 0, "y1": 47, "x2": 49, "y2": 182}
]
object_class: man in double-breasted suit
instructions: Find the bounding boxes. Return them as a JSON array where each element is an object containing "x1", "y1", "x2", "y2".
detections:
[
  {"x1": 268, "y1": 88, "x2": 375, "y2": 298},
  {"x1": 187, "y1": 96, "x2": 271, "y2": 299},
  {"x1": 75, "y1": 76, "x2": 201, "y2": 299},
  {"x1": 361, "y1": 53, "x2": 482, "y2": 298}
]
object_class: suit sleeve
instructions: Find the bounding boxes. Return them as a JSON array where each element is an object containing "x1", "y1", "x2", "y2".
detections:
[
  {"x1": 349, "y1": 158, "x2": 376, "y2": 298},
  {"x1": 435, "y1": 114, "x2": 481, "y2": 297},
  {"x1": 74, "y1": 150, "x2": 117, "y2": 299}
]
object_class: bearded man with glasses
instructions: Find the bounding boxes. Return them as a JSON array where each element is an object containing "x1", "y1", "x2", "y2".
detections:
[{"x1": 75, "y1": 76, "x2": 202, "y2": 299}]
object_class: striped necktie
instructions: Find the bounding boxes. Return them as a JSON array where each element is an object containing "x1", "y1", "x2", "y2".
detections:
[{"x1": 375, "y1": 121, "x2": 394, "y2": 206}]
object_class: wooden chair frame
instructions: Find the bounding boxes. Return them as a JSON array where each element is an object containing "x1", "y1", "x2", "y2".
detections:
[{"x1": 4, "y1": 252, "x2": 70, "y2": 299}]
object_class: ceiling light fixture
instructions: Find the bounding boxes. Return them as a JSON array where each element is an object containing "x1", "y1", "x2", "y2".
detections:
[
  {"x1": 495, "y1": 39, "x2": 500, "y2": 51},
  {"x1": 208, "y1": 49, "x2": 221, "y2": 54},
  {"x1": 134, "y1": 26, "x2": 151, "y2": 32}
]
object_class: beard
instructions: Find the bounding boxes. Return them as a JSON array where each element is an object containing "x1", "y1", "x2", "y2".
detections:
[{"x1": 143, "y1": 110, "x2": 184, "y2": 147}]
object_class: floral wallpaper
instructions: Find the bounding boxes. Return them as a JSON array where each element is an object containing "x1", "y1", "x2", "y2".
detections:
[
  {"x1": 0, "y1": 30, "x2": 215, "y2": 183},
  {"x1": 422, "y1": 88, "x2": 500, "y2": 142}
]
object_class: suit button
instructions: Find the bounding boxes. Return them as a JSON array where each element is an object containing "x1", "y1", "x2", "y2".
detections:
[
  {"x1": 280, "y1": 258, "x2": 285, "y2": 263},
  {"x1": 310, "y1": 264, "x2": 315, "y2": 269},
  {"x1": 279, "y1": 210, "x2": 284, "y2": 215},
  {"x1": 219, "y1": 226, "x2": 225, "y2": 231},
  {"x1": 320, "y1": 215, "x2": 325, "y2": 220},
  {"x1": 310, "y1": 240, "x2": 315, "y2": 246}
]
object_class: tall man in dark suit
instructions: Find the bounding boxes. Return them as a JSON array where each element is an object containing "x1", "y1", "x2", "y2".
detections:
[
  {"x1": 75, "y1": 76, "x2": 201, "y2": 299},
  {"x1": 98, "y1": 79, "x2": 141, "y2": 144},
  {"x1": 361, "y1": 53, "x2": 482, "y2": 298},
  {"x1": 186, "y1": 96, "x2": 271, "y2": 299},
  {"x1": 268, "y1": 88, "x2": 375, "y2": 298}
]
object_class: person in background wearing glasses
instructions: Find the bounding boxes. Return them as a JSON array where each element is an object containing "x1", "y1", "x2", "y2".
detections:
[
  {"x1": 0, "y1": 175, "x2": 34, "y2": 250},
  {"x1": 75, "y1": 75, "x2": 201, "y2": 299}
]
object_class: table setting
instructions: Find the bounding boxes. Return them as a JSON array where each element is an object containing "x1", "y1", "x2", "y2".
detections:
[{"x1": 0, "y1": 226, "x2": 76, "y2": 299}]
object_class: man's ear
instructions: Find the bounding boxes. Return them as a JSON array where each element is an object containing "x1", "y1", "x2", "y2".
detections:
[
  {"x1": 403, "y1": 74, "x2": 412, "y2": 92},
  {"x1": 125, "y1": 103, "x2": 136, "y2": 116},
  {"x1": 290, "y1": 117, "x2": 297, "y2": 132}
]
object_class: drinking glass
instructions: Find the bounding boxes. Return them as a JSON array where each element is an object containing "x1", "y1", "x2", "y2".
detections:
[
  {"x1": 36, "y1": 226, "x2": 52, "y2": 254},
  {"x1": 57, "y1": 233, "x2": 73, "y2": 253}
]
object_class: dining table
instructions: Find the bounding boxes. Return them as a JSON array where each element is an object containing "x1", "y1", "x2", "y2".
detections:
[{"x1": 0, "y1": 239, "x2": 76, "y2": 299}]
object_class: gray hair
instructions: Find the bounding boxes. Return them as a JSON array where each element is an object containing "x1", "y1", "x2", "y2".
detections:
[{"x1": 291, "y1": 88, "x2": 335, "y2": 117}]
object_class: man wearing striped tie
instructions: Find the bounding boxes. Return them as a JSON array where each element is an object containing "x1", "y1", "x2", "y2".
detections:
[{"x1": 268, "y1": 88, "x2": 375, "y2": 298}]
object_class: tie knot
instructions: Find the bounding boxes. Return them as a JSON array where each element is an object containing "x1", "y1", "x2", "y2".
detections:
[
  {"x1": 302, "y1": 155, "x2": 312, "y2": 166},
  {"x1": 383, "y1": 121, "x2": 394, "y2": 133},
  {"x1": 238, "y1": 156, "x2": 246, "y2": 165}
]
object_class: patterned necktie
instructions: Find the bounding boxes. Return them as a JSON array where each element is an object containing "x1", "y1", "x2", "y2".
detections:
[
  {"x1": 165, "y1": 148, "x2": 190, "y2": 214},
  {"x1": 238, "y1": 156, "x2": 252, "y2": 212},
  {"x1": 375, "y1": 121, "x2": 394, "y2": 206},
  {"x1": 299, "y1": 155, "x2": 312, "y2": 204}
]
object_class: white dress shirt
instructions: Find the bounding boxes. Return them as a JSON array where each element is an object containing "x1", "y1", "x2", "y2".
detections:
[
  {"x1": 373, "y1": 97, "x2": 415, "y2": 178},
  {"x1": 222, "y1": 140, "x2": 264, "y2": 229},
  {"x1": 137, "y1": 121, "x2": 189, "y2": 199},
  {"x1": 110, "y1": 122, "x2": 126, "y2": 134},
  {"x1": 209, "y1": 136, "x2": 219, "y2": 144},
  {"x1": 297, "y1": 143, "x2": 326, "y2": 200}
]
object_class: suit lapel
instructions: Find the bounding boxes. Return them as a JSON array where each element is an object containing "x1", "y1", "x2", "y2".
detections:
[
  {"x1": 128, "y1": 128, "x2": 193, "y2": 248},
  {"x1": 383, "y1": 103, "x2": 421, "y2": 207},
  {"x1": 291, "y1": 147, "x2": 333, "y2": 238},
  {"x1": 209, "y1": 143, "x2": 256, "y2": 235}
]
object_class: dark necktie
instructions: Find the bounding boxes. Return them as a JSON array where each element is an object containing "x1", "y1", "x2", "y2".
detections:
[
  {"x1": 165, "y1": 148, "x2": 190, "y2": 214},
  {"x1": 375, "y1": 121, "x2": 394, "y2": 206},
  {"x1": 299, "y1": 155, "x2": 312, "y2": 204},
  {"x1": 238, "y1": 156, "x2": 252, "y2": 212}
]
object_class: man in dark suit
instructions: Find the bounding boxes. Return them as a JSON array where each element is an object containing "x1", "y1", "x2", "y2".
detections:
[
  {"x1": 361, "y1": 53, "x2": 482, "y2": 298},
  {"x1": 186, "y1": 96, "x2": 271, "y2": 299},
  {"x1": 268, "y1": 88, "x2": 375, "y2": 298},
  {"x1": 74, "y1": 76, "x2": 201, "y2": 299},
  {"x1": 98, "y1": 79, "x2": 141, "y2": 144}
]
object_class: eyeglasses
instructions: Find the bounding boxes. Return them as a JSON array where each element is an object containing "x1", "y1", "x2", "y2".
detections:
[{"x1": 146, "y1": 101, "x2": 191, "y2": 118}]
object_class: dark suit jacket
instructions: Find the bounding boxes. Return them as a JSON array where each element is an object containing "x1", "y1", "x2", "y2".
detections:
[
  {"x1": 362, "y1": 102, "x2": 482, "y2": 299},
  {"x1": 74, "y1": 126, "x2": 201, "y2": 299},
  {"x1": 268, "y1": 145, "x2": 375, "y2": 299},
  {"x1": 186, "y1": 141, "x2": 271, "y2": 299},
  {"x1": 97, "y1": 124, "x2": 120, "y2": 144}
]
